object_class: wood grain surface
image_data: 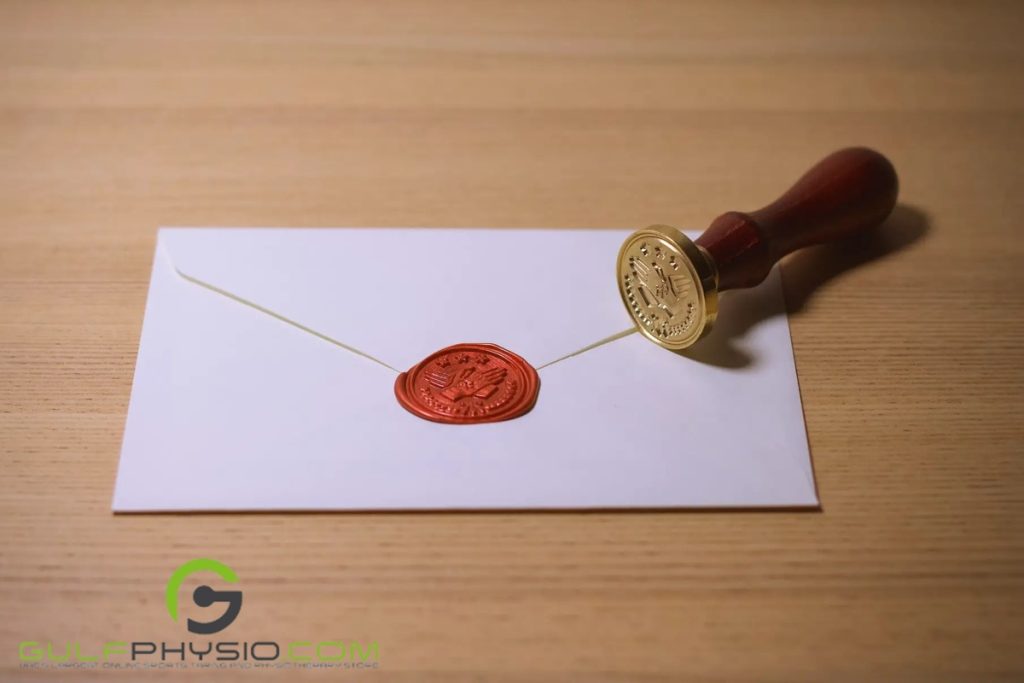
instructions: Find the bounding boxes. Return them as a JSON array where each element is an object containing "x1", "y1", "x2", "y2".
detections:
[{"x1": 1, "y1": 1, "x2": 1022, "y2": 681}]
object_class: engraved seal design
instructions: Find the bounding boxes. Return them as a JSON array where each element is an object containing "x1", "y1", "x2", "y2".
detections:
[
  {"x1": 617, "y1": 227, "x2": 712, "y2": 350},
  {"x1": 394, "y1": 343, "x2": 540, "y2": 424}
]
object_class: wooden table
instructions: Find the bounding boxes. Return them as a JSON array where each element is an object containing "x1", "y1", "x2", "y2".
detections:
[{"x1": 2, "y1": 2, "x2": 1022, "y2": 680}]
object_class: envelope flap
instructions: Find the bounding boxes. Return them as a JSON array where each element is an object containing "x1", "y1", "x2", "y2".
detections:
[{"x1": 160, "y1": 228, "x2": 634, "y2": 370}]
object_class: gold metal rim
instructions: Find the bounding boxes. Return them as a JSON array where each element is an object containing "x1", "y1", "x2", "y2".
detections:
[{"x1": 616, "y1": 225, "x2": 719, "y2": 350}]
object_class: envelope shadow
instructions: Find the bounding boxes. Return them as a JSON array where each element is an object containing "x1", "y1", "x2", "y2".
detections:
[{"x1": 678, "y1": 204, "x2": 931, "y2": 369}]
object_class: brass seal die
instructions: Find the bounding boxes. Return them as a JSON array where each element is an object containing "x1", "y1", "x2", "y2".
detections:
[{"x1": 616, "y1": 225, "x2": 720, "y2": 350}]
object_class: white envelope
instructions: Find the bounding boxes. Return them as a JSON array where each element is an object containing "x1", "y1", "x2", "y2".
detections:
[{"x1": 113, "y1": 228, "x2": 817, "y2": 511}]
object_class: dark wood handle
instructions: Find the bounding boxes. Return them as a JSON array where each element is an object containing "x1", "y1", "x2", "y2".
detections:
[{"x1": 694, "y1": 147, "x2": 899, "y2": 291}]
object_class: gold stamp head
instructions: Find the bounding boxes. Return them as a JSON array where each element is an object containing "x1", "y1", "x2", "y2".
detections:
[{"x1": 617, "y1": 225, "x2": 719, "y2": 350}]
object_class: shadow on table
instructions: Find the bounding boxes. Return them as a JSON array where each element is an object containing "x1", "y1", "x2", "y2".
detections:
[{"x1": 681, "y1": 204, "x2": 931, "y2": 369}]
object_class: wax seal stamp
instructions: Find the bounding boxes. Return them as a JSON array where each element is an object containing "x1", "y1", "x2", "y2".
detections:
[
  {"x1": 618, "y1": 147, "x2": 899, "y2": 350},
  {"x1": 619, "y1": 226, "x2": 718, "y2": 350},
  {"x1": 395, "y1": 343, "x2": 540, "y2": 424}
]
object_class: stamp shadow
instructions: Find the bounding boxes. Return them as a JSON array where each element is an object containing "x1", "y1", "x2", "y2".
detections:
[{"x1": 679, "y1": 204, "x2": 931, "y2": 369}]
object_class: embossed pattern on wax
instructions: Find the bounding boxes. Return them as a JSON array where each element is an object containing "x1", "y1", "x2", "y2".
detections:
[{"x1": 394, "y1": 343, "x2": 540, "y2": 424}]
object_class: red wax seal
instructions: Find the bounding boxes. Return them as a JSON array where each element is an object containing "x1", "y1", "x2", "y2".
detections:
[{"x1": 394, "y1": 343, "x2": 540, "y2": 424}]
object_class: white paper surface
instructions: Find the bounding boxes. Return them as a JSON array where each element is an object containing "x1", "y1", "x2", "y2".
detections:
[{"x1": 113, "y1": 228, "x2": 817, "y2": 511}]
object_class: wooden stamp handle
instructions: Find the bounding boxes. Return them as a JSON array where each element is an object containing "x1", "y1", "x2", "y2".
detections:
[{"x1": 694, "y1": 147, "x2": 899, "y2": 291}]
